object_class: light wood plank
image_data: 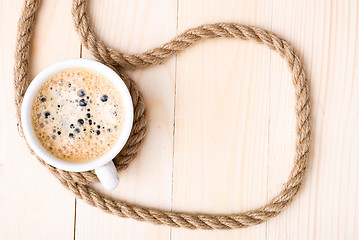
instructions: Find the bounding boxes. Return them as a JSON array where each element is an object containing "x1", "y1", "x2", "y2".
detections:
[
  {"x1": 267, "y1": 0, "x2": 359, "y2": 239},
  {"x1": 0, "y1": 0, "x2": 80, "y2": 239},
  {"x1": 75, "y1": 0, "x2": 177, "y2": 239},
  {"x1": 172, "y1": 0, "x2": 272, "y2": 239}
]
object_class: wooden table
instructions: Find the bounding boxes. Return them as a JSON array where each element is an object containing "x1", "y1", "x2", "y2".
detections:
[{"x1": 1, "y1": 0, "x2": 358, "y2": 239}]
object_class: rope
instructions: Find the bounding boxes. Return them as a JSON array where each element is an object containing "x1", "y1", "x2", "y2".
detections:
[{"x1": 14, "y1": 0, "x2": 311, "y2": 230}]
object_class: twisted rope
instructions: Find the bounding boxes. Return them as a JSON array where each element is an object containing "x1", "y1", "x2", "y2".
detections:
[{"x1": 14, "y1": 0, "x2": 311, "y2": 230}]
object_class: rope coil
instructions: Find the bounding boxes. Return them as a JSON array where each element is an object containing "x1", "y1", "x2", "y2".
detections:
[{"x1": 14, "y1": 0, "x2": 311, "y2": 230}]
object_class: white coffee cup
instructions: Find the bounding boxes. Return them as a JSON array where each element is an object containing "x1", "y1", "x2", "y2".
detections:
[{"x1": 21, "y1": 59, "x2": 134, "y2": 190}]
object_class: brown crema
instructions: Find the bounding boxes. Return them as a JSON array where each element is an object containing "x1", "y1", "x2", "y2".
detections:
[{"x1": 31, "y1": 67, "x2": 124, "y2": 163}]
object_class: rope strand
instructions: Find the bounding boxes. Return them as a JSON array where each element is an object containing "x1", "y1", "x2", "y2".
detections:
[{"x1": 14, "y1": 0, "x2": 311, "y2": 229}]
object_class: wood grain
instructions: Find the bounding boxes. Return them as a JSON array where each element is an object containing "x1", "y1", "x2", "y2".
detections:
[
  {"x1": 172, "y1": 0, "x2": 272, "y2": 239},
  {"x1": 0, "y1": 0, "x2": 79, "y2": 239},
  {"x1": 1, "y1": 0, "x2": 359, "y2": 239},
  {"x1": 75, "y1": 0, "x2": 177, "y2": 239},
  {"x1": 267, "y1": 1, "x2": 359, "y2": 239}
]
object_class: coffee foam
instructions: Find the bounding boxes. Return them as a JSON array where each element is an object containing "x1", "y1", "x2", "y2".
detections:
[{"x1": 31, "y1": 67, "x2": 125, "y2": 163}]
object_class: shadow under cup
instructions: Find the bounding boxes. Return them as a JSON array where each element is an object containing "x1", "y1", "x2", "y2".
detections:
[{"x1": 21, "y1": 59, "x2": 134, "y2": 190}]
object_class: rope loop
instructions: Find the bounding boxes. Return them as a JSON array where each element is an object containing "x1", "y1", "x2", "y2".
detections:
[{"x1": 14, "y1": 0, "x2": 311, "y2": 229}]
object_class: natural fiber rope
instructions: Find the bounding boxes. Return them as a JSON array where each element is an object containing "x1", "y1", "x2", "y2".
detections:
[{"x1": 14, "y1": 0, "x2": 311, "y2": 230}]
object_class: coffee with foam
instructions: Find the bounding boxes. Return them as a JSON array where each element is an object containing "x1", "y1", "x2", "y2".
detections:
[{"x1": 31, "y1": 67, "x2": 125, "y2": 163}]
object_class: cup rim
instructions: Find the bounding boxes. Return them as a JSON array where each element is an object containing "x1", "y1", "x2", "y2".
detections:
[{"x1": 21, "y1": 58, "x2": 134, "y2": 172}]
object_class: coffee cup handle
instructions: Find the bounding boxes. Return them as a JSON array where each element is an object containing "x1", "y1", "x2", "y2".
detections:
[{"x1": 95, "y1": 161, "x2": 119, "y2": 190}]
